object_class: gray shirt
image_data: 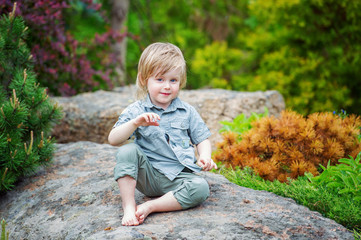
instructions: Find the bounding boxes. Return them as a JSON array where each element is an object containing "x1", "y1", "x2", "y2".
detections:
[{"x1": 113, "y1": 95, "x2": 211, "y2": 181}]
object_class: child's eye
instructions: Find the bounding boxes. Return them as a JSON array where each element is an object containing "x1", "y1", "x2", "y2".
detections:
[
  {"x1": 170, "y1": 79, "x2": 178, "y2": 83},
  {"x1": 156, "y1": 78, "x2": 163, "y2": 82}
]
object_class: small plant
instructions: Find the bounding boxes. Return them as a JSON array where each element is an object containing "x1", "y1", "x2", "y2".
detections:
[
  {"x1": 354, "y1": 229, "x2": 361, "y2": 240},
  {"x1": 310, "y1": 152, "x2": 361, "y2": 202},
  {"x1": 333, "y1": 109, "x2": 348, "y2": 119},
  {"x1": 1, "y1": 219, "x2": 9, "y2": 240},
  {"x1": 219, "y1": 107, "x2": 269, "y2": 138}
]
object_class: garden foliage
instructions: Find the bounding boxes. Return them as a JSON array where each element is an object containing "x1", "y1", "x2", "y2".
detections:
[
  {"x1": 237, "y1": 0, "x2": 361, "y2": 115},
  {"x1": 0, "y1": 7, "x2": 62, "y2": 192},
  {"x1": 214, "y1": 110, "x2": 361, "y2": 182},
  {"x1": 219, "y1": 107, "x2": 268, "y2": 137},
  {"x1": 0, "y1": 0, "x2": 124, "y2": 96},
  {"x1": 310, "y1": 152, "x2": 361, "y2": 202},
  {"x1": 128, "y1": 0, "x2": 361, "y2": 115},
  {"x1": 127, "y1": 0, "x2": 248, "y2": 89}
]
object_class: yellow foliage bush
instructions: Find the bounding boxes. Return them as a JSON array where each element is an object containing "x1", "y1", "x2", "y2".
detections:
[{"x1": 213, "y1": 110, "x2": 361, "y2": 182}]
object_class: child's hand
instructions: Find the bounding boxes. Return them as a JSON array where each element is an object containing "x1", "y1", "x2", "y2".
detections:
[
  {"x1": 197, "y1": 156, "x2": 217, "y2": 171},
  {"x1": 133, "y1": 113, "x2": 160, "y2": 127}
]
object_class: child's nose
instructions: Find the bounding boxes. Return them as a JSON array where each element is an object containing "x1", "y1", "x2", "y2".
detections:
[{"x1": 164, "y1": 81, "x2": 170, "y2": 89}]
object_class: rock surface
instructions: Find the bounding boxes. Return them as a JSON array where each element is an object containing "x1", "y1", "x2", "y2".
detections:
[
  {"x1": 51, "y1": 86, "x2": 285, "y2": 148},
  {"x1": 0, "y1": 141, "x2": 353, "y2": 239}
]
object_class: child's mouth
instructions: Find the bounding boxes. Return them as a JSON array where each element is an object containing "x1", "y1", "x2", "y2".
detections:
[{"x1": 161, "y1": 93, "x2": 171, "y2": 96}]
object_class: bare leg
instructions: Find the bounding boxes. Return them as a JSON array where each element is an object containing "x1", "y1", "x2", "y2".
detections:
[
  {"x1": 135, "y1": 191, "x2": 182, "y2": 224},
  {"x1": 117, "y1": 176, "x2": 139, "y2": 226}
]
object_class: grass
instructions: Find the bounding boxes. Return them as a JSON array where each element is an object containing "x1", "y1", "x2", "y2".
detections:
[{"x1": 216, "y1": 165, "x2": 361, "y2": 239}]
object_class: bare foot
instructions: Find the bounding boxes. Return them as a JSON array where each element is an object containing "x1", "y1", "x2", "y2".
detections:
[
  {"x1": 135, "y1": 202, "x2": 153, "y2": 224},
  {"x1": 122, "y1": 206, "x2": 139, "y2": 226}
]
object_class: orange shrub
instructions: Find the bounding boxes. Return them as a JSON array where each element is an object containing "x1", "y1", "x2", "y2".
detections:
[{"x1": 213, "y1": 110, "x2": 361, "y2": 182}]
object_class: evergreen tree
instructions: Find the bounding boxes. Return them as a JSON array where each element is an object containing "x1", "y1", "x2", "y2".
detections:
[{"x1": 0, "y1": 4, "x2": 63, "y2": 193}]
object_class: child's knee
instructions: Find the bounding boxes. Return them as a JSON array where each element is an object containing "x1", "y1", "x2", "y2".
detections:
[
  {"x1": 115, "y1": 143, "x2": 139, "y2": 161},
  {"x1": 114, "y1": 143, "x2": 140, "y2": 181},
  {"x1": 174, "y1": 177, "x2": 210, "y2": 209},
  {"x1": 190, "y1": 177, "x2": 210, "y2": 204}
]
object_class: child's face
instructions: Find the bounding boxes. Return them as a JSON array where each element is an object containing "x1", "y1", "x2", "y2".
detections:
[{"x1": 147, "y1": 68, "x2": 181, "y2": 109}]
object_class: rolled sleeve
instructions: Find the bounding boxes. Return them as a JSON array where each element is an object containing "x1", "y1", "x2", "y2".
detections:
[
  {"x1": 113, "y1": 112, "x2": 131, "y2": 128},
  {"x1": 112, "y1": 102, "x2": 141, "y2": 139},
  {"x1": 113, "y1": 102, "x2": 142, "y2": 128}
]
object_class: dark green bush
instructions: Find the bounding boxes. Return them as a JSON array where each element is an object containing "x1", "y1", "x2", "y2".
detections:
[{"x1": 0, "y1": 7, "x2": 62, "y2": 192}]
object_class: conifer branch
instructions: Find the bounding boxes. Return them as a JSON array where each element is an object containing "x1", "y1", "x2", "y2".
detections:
[
  {"x1": 24, "y1": 131, "x2": 34, "y2": 155},
  {"x1": 10, "y1": 150, "x2": 17, "y2": 159},
  {"x1": 48, "y1": 102, "x2": 58, "y2": 121},
  {"x1": 0, "y1": 107, "x2": 5, "y2": 119},
  {"x1": 9, "y1": 2, "x2": 17, "y2": 21},
  {"x1": 10, "y1": 89, "x2": 19, "y2": 109},
  {"x1": 31, "y1": 88, "x2": 49, "y2": 109},
  {"x1": 43, "y1": 89, "x2": 48, "y2": 100},
  {"x1": 23, "y1": 69, "x2": 27, "y2": 83},
  {"x1": 38, "y1": 131, "x2": 44, "y2": 149},
  {"x1": 18, "y1": 69, "x2": 28, "y2": 98},
  {"x1": 28, "y1": 131, "x2": 33, "y2": 155},
  {"x1": 1, "y1": 168, "x2": 8, "y2": 183}
]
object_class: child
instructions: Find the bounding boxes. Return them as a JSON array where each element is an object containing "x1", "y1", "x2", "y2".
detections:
[{"x1": 108, "y1": 42, "x2": 217, "y2": 226}]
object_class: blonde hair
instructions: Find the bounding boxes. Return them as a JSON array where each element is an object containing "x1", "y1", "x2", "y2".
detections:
[{"x1": 136, "y1": 42, "x2": 187, "y2": 99}]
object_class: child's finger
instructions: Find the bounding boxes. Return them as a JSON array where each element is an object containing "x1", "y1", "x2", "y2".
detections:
[
  {"x1": 149, "y1": 113, "x2": 160, "y2": 122},
  {"x1": 146, "y1": 113, "x2": 154, "y2": 122},
  {"x1": 141, "y1": 114, "x2": 148, "y2": 123},
  {"x1": 212, "y1": 162, "x2": 217, "y2": 170}
]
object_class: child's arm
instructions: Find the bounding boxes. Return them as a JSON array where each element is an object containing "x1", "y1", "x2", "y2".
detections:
[
  {"x1": 108, "y1": 112, "x2": 160, "y2": 146},
  {"x1": 196, "y1": 139, "x2": 217, "y2": 171}
]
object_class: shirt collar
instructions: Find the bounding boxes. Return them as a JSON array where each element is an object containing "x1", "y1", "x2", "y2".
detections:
[{"x1": 143, "y1": 94, "x2": 185, "y2": 112}]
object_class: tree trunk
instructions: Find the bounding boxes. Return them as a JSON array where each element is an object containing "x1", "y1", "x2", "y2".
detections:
[{"x1": 110, "y1": 0, "x2": 129, "y2": 86}]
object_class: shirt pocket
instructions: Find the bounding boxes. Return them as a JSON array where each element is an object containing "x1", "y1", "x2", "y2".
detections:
[
  {"x1": 170, "y1": 120, "x2": 191, "y2": 149},
  {"x1": 138, "y1": 126, "x2": 164, "y2": 151}
]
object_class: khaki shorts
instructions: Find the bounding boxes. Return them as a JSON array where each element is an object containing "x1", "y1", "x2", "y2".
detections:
[{"x1": 114, "y1": 143, "x2": 210, "y2": 209}]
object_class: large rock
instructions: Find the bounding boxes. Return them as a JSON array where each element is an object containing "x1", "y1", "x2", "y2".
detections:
[
  {"x1": 0, "y1": 141, "x2": 353, "y2": 239},
  {"x1": 51, "y1": 86, "x2": 285, "y2": 148}
]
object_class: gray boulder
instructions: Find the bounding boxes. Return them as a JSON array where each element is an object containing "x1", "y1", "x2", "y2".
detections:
[
  {"x1": 0, "y1": 141, "x2": 353, "y2": 239},
  {"x1": 51, "y1": 86, "x2": 285, "y2": 148}
]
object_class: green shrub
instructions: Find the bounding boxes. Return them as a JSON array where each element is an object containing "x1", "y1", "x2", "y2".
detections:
[
  {"x1": 190, "y1": 41, "x2": 243, "y2": 89},
  {"x1": 0, "y1": 8, "x2": 62, "y2": 192},
  {"x1": 219, "y1": 107, "x2": 268, "y2": 137},
  {"x1": 127, "y1": 0, "x2": 361, "y2": 115},
  {"x1": 237, "y1": 0, "x2": 361, "y2": 115},
  {"x1": 310, "y1": 152, "x2": 361, "y2": 202}
]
